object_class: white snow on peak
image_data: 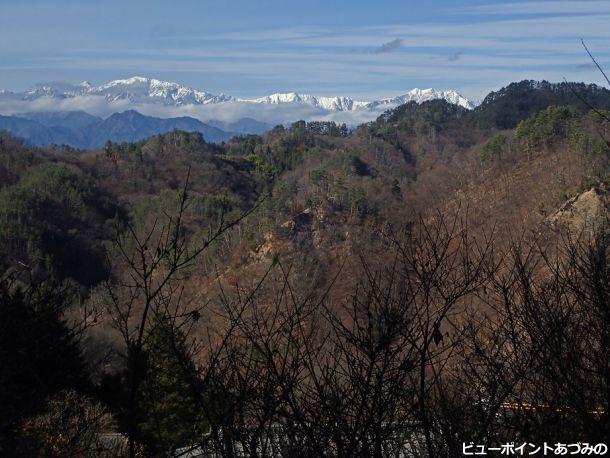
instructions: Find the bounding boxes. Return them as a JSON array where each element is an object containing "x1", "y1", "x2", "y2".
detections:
[
  {"x1": 11, "y1": 77, "x2": 477, "y2": 113},
  {"x1": 18, "y1": 77, "x2": 234, "y2": 106},
  {"x1": 241, "y1": 93, "x2": 370, "y2": 111},
  {"x1": 89, "y1": 77, "x2": 235, "y2": 105},
  {"x1": 365, "y1": 88, "x2": 476, "y2": 111},
  {"x1": 239, "y1": 88, "x2": 475, "y2": 111}
]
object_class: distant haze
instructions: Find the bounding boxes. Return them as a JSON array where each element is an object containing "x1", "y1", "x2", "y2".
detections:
[{"x1": 0, "y1": 76, "x2": 476, "y2": 126}]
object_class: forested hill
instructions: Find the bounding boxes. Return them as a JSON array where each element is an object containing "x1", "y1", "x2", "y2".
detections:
[
  {"x1": 1, "y1": 79, "x2": 608, "y2": 455},
  {"x1": 473, "y1": 80, "x2": 610, "y2": 128}
]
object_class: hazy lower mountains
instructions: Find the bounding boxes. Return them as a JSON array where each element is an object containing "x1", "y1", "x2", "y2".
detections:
[
  {"x1": 21, "y1": 110, "x2": 102, "y2": 129},
  {"x1": 0, "y1": 110, "x2": 237, "y2": 148},
  {"x1": 207, "y1": 117, "x2": 274, "y2": 135}
]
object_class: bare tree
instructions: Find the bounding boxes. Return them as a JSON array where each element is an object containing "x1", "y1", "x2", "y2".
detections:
[{"x1": 103, "y1": 168, "x2": 262, "y2": 456}]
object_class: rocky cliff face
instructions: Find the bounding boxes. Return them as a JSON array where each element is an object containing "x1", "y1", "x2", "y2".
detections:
[{"x1": 547, "y1": 184, "x2": 608, "y2": 233}]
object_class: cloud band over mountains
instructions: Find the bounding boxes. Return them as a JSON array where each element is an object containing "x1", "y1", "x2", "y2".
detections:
[{"x1": 0, "y1": 79, "x2": 476, "y2": 126}]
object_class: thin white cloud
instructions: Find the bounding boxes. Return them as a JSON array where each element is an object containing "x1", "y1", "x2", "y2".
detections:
[
  {"x1": 1, "y1": 3, "x2": 609, "y2": 100},
  {"x1": 458, "y1": 1, "x2": 610, "y2": 15},
  {"x1": 0, "y1": 95, "x2": 387, "y2": 126}
]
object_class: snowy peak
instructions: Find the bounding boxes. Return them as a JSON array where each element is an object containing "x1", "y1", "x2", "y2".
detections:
[
  {"x1": 21, "y1": 77, "x2": 235, "y2": 106},
  {"x1": 240, "y1": 88, "x2": 475, "y2": 111},
  {"x1": 88, "y1": 76, "x2": 235, "y2": 105},
  {"x1": 366, "y1": 88, "x2": 476, "y2": 111},
  {"x1": 23, "y1": 82, "x2": 86, "y2": 100},
  {"x1": 242, "y1": 93, "x2": 369, "y2": 111},
  {"x1": 8, "y1": 77, "x2": 477, "y2": 112}
]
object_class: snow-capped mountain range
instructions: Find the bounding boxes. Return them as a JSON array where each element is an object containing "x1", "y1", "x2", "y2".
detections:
[
  {"x1": 17, "y1": 77, "x2": 235, "y2": 105},
  {"x1": 1, "y1": 76, "x2": 477, "y2": 111},
  {"x1": 246, "y1": 88, "x2": 475, "y2": 111}
]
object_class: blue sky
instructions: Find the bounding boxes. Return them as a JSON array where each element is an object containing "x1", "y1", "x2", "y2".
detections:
[{"x1": 1, "y1": 0, "x2": 609, "y2": 99}]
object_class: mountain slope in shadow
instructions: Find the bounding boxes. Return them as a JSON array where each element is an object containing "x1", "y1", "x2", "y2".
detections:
[{"x1": 0, "y1": 110, "x2": 237, "y2": 148}]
